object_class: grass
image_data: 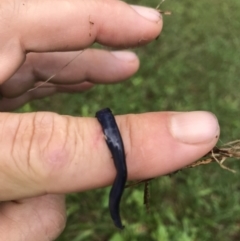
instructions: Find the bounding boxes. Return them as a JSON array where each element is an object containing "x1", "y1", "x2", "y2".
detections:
[{"x1": 18, "y1": 0, "x2": 240, "y2": 240}]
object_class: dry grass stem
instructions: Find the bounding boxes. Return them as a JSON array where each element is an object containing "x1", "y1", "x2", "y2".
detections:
[
  {"x1": 156, "y1": 0, "x2": 172, "y2": 15},
  {"x1": 126, "y1": 140, "x2": 240, "y2": 210},
  {"x1": 184, "y1": 140, "x2": 240, "y2": 173},
  {"x1": 28, "y1": 50, "x2": 84, "y2": 92}
]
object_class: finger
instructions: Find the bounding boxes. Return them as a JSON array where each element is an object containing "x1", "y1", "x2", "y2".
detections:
[
  {"x1": 0, "y1": 111, "x2": 219, "y2": 200},
  {"x1": 0, "y1": 0, "x2": 162, "y2": 83},
  {"x1": 0, "y1": 49, "x2": 139, "y2": 98},
  {"x1": 0, "y1": 195, "x2": 66, "y2": 241},
  {"x1": 0, "y1": 82, "x2": 93, "y2": 112}
]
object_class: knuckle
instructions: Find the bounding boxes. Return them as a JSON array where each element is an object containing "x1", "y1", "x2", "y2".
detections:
[
  {"x1": 29, "y1": 113, "x2": 77, "y2": 178},
  {"x1": 9, "y1": 112, "x2": 77, "y2": 182}
]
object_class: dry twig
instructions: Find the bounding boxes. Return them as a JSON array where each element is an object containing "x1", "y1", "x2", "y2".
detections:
[
  {"x1": 184, "y1": 140, "x2": 240, "y2": 173},
  {"x1": 156, "y1": 0, "x2": 172, "y2": 15},
  {"x1": 126, "y1": 140, "x2": 240, "y2": 210}
]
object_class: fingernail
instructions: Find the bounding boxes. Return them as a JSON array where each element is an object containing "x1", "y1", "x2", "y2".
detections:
[
  {"x1": 131, "y1": 5, "x2": 161, "y2": 22},
  {"x1": 111, "y1": 51, "x2": 138, "y2": 62},
  {"x1": 169, "y1": 111, "x2": 219, "y2": 144}
]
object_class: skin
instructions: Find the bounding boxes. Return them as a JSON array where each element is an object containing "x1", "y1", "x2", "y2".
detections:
[{"x1": 0, "y1": 0, "x2": 220, "y2": 240}]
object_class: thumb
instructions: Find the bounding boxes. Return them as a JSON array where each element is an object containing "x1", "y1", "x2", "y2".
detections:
[{"x1": 0, "y1": 111, "x2": 219, "y2": 201}]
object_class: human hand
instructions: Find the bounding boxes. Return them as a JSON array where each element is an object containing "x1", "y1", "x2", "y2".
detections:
[
  {"x1": 0, "y1": 0, "x2": 220, "y2": 240},
  {"x1": 0, "y1": 111, "x2": 219, "y2": 240},
  {"x1": 0, "y1": 0, "x2": 161, "y2": 111}
]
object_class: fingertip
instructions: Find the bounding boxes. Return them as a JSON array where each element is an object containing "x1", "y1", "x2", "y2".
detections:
[
  {"x1": 96, "y1": 1, "x2": 162, "y2": 46},
  {"x1": 111, "y1": 51, "x2": 140, "y2": 75},
  {"x1": 116, "y1": 111, "x2": 220, "y2": 179},
  {"x1": 169, "y1": 111, "x2": 220, "y2": 145},
  {"x1": 111, "y1": 51, "x2": 138, "y2": 62}
]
